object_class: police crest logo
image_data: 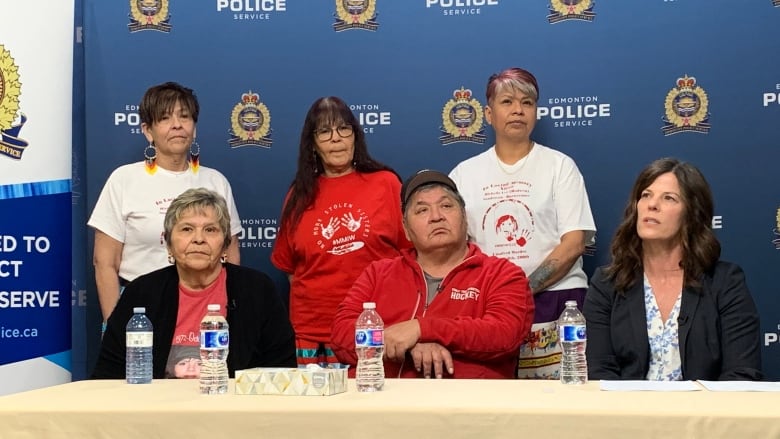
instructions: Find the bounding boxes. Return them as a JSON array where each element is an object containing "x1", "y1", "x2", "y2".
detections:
[
  {"x1": 128, "y1": 0, "x2": 172, "y2": 33},
  {"x1": 229, "y1": 91, "x2": 273, "y2": 148},
  {"x1": 662, "y1": 74, "x2": 711, "y2": 135},
  {"x1": 439, "y1": 87, "x2": 486, "y2": 145},
  {"x1": 547, "y1": 0, "x2": 595, "y2": 24},
  {"x1": 333, "y1": 0, "x2": 379, "y2": 32},
  {"x1": 0, "y1": 44, "x2": 29, "y2": 161}
]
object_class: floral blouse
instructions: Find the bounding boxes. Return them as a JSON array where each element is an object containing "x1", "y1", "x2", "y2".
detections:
[{"x1": 643, "y1": 274, "x2": 683, "y2": 381}]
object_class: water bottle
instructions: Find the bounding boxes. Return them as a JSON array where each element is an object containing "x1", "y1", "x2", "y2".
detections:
[
  {"x1": 355, "y1": 302, "x2": 385, "y2": 392},
  {"x1": 200, "y1": 304, "x2": 229, "y2": 394},
  {"x1": 558, "y1": 300, "x2": 587, "y2": 385},
  {"x1": 126, "y1": 307, "x2": 153, "y2": 384}
]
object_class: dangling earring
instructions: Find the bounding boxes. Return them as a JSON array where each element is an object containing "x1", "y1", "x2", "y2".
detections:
[
  {"x1": 167, "y1": 253, "x2": 175, "y2": 264},
  {"x1": 144, "y1": 142, "x2": 157, "y2": 175},
  {"x1": 189, "y1": 140, "x2": 200, "y2": 174},
  {"x1": 313, "y1": 149, "x2": 319, "y2": 175},
  {"x1": 220, "y1": 254, "x2": 227, "y2": 264}
]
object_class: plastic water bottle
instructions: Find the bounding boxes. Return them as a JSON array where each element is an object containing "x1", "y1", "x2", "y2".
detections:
[
  {"x1": 355, "y1": 302, "x2": 385, "y2": 392},
  {"x1": 200, "y1": 304, "x2": 229, "y2": 394},
  {"x1": 558, "y1": 300, "x2": 587, "y2": 385},
  {"x1": 126, "y1": 307, "x2": 153, "y2": 384}
]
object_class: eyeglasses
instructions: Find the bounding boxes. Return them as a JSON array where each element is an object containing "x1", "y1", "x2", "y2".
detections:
[{"x1": 314, "y1": 125, "x2": 354, "y2": 142}]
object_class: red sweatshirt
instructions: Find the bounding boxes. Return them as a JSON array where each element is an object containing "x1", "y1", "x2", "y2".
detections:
[{"x1": 332, "y1": 243, "x2": 534, "y2": 379}]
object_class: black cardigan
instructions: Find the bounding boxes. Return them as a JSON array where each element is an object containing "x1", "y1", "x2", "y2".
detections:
[
  {"x1": 92, "y1": 263, "x2": 296, "y2": 379},
  {"x1": 583, "y1": 261, "x2": 763, "y2": 381}
]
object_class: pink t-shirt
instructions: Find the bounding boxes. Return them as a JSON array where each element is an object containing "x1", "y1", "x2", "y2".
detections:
[{"x1": 164, "y1": 267, "x2": 228, "y2": 379}]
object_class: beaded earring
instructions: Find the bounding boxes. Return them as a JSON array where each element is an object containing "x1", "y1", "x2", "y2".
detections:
[
  {"x1": 189, "y1": 140, "x2": 200, "y2": 173},
  {"x1": 144, "y1": 142, "x2": 157, "y2": 175}
]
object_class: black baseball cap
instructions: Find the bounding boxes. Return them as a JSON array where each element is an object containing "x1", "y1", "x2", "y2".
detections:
[{"x1": 401, "y1": 169, "x2": 459, "y2": 211}]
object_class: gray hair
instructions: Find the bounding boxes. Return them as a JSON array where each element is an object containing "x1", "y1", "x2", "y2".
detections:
[
  {"x1": 163, "y1": 188, "x2": 231, "y2": 250},
  {"x1": 489, "y1": 78, "x2": 538, "y2": 104}
]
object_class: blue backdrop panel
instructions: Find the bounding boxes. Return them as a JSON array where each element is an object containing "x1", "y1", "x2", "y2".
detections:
[{"x1": 82, "y1": 0, "x2": 780, "y2": 379}]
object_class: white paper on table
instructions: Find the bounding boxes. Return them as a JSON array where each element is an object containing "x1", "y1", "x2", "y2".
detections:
[
  {"x1": 599, "y1": 380, "x2": 702, "y2": 391},
  {"x1": 697, "y1": 380, "x2": 780, "y2": 392}
]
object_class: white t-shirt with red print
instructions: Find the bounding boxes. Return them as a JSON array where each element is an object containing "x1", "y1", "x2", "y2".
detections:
[{"x1": 450, "y1": 144, "x2": 595, "y2": 290}]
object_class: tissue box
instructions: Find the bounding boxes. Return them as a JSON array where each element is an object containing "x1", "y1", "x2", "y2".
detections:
[{"x1": 234, "y1": 367, "x2": 348, "y2": 396}]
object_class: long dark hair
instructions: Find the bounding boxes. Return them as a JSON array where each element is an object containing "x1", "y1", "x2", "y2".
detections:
[
  {"x1": 280, "y1": 96, "x2": 399, "y2": 227},
  {"x1": 605, "y1": 157, "x2": 720, "y2": 293}
]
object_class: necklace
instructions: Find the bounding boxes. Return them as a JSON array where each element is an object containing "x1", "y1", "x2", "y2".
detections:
[{"x1": 495, "y1": 142, "x2": 534, "y2": 175}]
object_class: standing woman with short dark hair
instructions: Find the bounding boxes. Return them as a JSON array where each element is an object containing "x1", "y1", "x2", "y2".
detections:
[
  {"x1": 271, "y1": 96, "x2": 411, "y2": 367},
  {"x1": 88, "y1": 82, "x2": 242, "y2": 330}
]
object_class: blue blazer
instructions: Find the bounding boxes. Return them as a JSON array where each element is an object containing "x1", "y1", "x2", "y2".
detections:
[{"x1": 583, "y1": 261, "x2": 763, "y2": 381}]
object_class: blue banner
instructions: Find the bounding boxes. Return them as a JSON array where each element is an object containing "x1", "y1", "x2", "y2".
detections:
[{"x1": 0, "y1": 0, "x2": 74, "y2": 394}]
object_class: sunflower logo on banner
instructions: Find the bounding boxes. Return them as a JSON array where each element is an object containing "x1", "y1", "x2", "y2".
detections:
[
  {"x1": 333, "y1": 0, "x2": 379, "y2": 32},
  {"x1": 128, "y1": 0, "x2": 172, "y2": 33},
  {"x1": 0, "y1": 44, "x2": 28, "y2": 161},
  {"x1": 662, "y1": 74, "x2": 711, "y2": 136},
  {"x1": 547, "y1": 0, "x2": 595, "y2": 24}
]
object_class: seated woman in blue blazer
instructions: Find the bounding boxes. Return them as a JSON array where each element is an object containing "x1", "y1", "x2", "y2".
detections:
[{"x1": 583, "y1": 158, "x2": 762, "y2": 381}]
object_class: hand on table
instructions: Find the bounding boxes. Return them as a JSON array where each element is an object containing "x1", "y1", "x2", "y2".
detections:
[{"x1": 410, "y1": 342, "x2": 454, "y2": 379}]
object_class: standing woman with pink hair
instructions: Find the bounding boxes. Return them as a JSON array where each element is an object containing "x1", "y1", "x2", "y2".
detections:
[{"x1": 449, "y1": 68, "x2": 596, "y2": 379}]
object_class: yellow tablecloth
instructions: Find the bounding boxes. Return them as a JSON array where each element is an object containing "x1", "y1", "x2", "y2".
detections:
[{"x1": 0, "y1": 379, "x2": 778, "y2": 439}]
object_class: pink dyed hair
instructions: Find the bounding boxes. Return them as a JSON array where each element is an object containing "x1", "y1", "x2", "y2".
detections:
[{"x1": 485, "y1": 68, "x2": 539, "y2": 104}]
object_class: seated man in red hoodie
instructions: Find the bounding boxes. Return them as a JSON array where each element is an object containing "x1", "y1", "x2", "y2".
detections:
[{"x1": 332, "y1": 170, "x2": 534, "y2": 379}]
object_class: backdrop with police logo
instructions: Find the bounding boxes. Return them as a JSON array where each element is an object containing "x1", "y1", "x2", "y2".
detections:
[{"x1": 80, "y1": 0, "x2": 780, "y2": 379}]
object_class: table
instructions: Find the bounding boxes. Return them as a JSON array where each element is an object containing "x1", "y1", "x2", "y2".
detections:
[{"x1": 0, "y1": 379, "x2": 778, "y2": 438}]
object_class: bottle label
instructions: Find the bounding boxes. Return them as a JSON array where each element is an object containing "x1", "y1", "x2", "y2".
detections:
[
  {"x1": 201, "y1": 329, "x2": 229, "y2": 349},
  {"x1": 560, "y1": 324, "x2": 586, "y2": 342},
  {"x1": 355, "y1": 328, "x2": 384, "y2": 347},
  {"x1": 127, "y1": 331, "x2": 153, "y2": 347}
]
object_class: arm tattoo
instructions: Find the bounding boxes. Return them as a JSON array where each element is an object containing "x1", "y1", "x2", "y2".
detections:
[{"x1": 528, "y1": 259, "x2": 559, "y2": 294}]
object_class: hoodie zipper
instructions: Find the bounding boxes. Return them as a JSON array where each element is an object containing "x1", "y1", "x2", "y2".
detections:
[
  {"x1": 397, "y1": 265, "x2": 426, "y2": 378},
  {"x1": 395, "y1": 255, "x2": 475, "y2": 377}
]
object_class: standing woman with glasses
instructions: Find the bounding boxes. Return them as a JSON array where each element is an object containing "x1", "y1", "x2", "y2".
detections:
[
  {"x1": 88, "y1": 82, "x2": 242, "y2": 332},
  {"x1": 271, "y1": 96, "x2": 411, "y2": 367}
]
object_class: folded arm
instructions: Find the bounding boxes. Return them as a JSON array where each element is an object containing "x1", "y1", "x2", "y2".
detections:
[{"x1": 417, "y1": 264, "x2": 534, "y2": 362}]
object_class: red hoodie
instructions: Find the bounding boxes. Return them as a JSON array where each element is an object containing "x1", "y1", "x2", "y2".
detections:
[{"x1": 331, "y1": 243, "x2": 534, "y2": 379}]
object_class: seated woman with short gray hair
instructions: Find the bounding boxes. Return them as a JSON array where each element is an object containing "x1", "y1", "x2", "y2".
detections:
[{"x1": 93, "y1": 187, "x2": 296, "y2": 379}]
